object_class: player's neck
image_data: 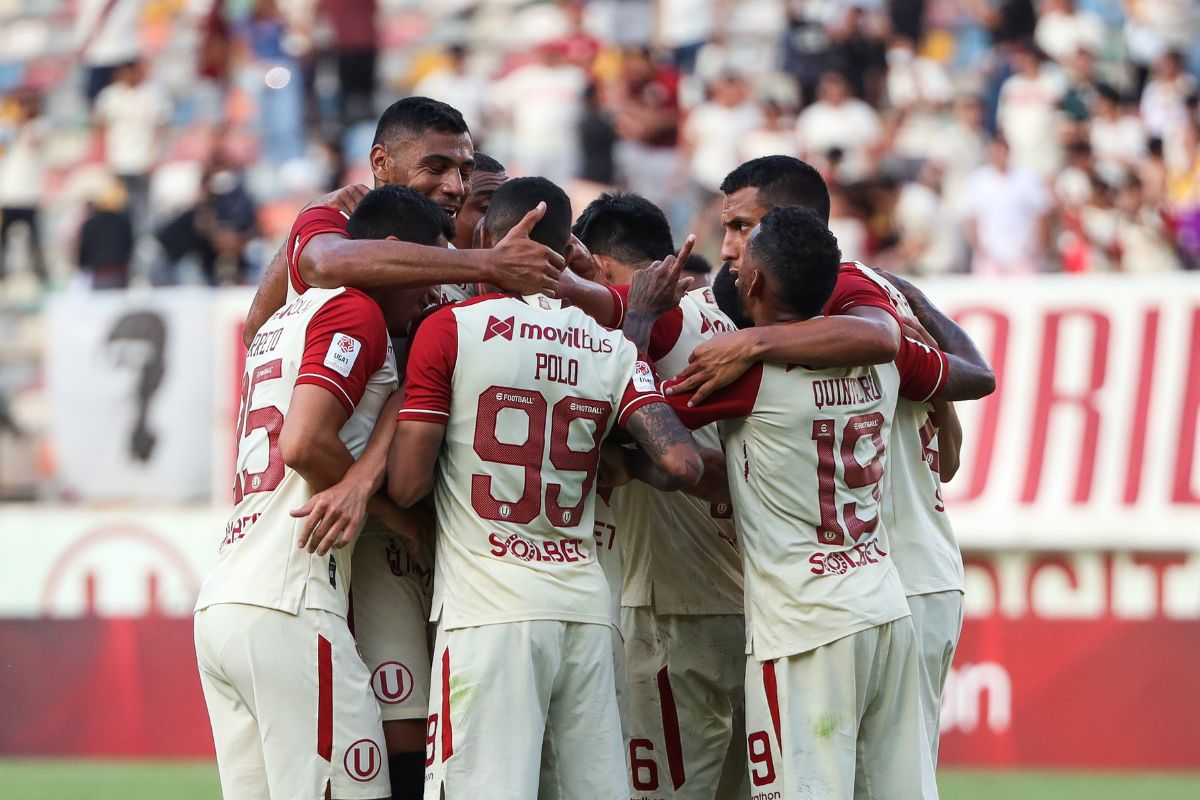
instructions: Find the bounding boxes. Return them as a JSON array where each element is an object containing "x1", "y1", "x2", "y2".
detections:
[{"x1": 754, "y1": 296, "x2": 808, "y2": 327}]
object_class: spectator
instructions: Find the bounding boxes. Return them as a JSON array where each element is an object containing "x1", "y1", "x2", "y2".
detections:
[
  {"x1": 933, "y1": 95, "x2": 989, "y2": 218},
  {"x1": 964, "y1": 135, "x2": 1053, "y2": 276},
  {"x1": 1166, "y1": 119, "x2": 1200, "y2": 266},
  {"x1": 612, "y1": 48, "x2": 682, "y2": 212},
  {"x1": 74, "y1": 0, "x2": 144, "y2": 105},
  {"x1": 317, "y1": 0, "x2": 378, "y2": 124},
  {"x1": 826, "y1": 2, "x2": 890, "y2": 106},
  {"x1": 77, "y1": 181, "x2": 135, "y2": 289},
  {"x1": 682, "y1": 74, "x2": 762, "y2": 196},
  {"x1": 578, "y1": 83, "x2": 618, "y2": 188},
  {"x1": 491, "y1": 43, "x2": 587, "y2": 187},
  {"x1": 655, "y1": 0, "x2": 716, "y2": 73},
  {"x1": 93, "y1": 59, "x2": 170, "y2": 232},
  {"x1": 1090, "y1": 84, "x2": 1147, "y2": 185},
  {"x1": 1139, "y1": 50, "x2": 1196, "y2": 151},
  {"x1": 236, "y1": 0, "x2": 307, "y2": 164},
  {"x1": 0, "y1": 92, "x2": 49, "y2": 287},
  {"x1": 888, "y1": 163, "x2": 965, "y2": 276},
  {"x1": 157, "y1": 155, "x2": 259, "y2": 286},
  {"x1": 739, "y1": 99, "x2": 798, "y2": 161},
  {"x1": 885, "y1": 34, "x2": 953, "y2": 111},
  {"x1": 1114, "y1": 175, "x2": 1183, "y2": 272},
  {"x1": 1034, "y1": 0, "x2": 1105, "y2": 65},
  {"x1": 996, "y1": 42, "x2": 1067, "y2": 177},
  {"x1": 795, "y1": 71, "x2": 881, "y2": 181},
  {"x1": 415, "y1": 45, "x2": 487, "y2": 139}
]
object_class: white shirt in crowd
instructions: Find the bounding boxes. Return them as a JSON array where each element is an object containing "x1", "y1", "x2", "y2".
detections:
[
  {"x1": 795, "y1": 98, "x2": 881, "y2": 181},
  {"x1": 414, "y1": 67, "x2": 488, "y2": 137},
  {"x1": 686, "y1": 101, "x2": 763, "y2": 192},
  {"x1": 964, "y1": 162, "x2": 1052, "y2": 276},
  {"x1": 1034, "y1": 7, "x2": 1105, "y2": 64},
  {"x1": 1090, "y1": 113, "x2": 1147, "y2": 183},
  {"x1": 997, "y1": 68, "x2": 1068, "y2": 178},
  {"x1": 0, "y1": 119, "x2": 47, "y2": 208},
  {"x1": 894, "y1": 181, "x2": 963, "y2": 276},
  {"x1": 94, "y1": 80, "x2": 171, "y2": 176}
]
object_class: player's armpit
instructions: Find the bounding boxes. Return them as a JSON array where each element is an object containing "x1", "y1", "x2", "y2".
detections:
[
  {"x1": 243, "y1": 241, "x2": 288, "y2": 346},
  {"x1": 622, "y1": 402, "x2": 703, "y2": 491},
  {"x1": 387, "y1": 420, "x2": 446, "y2": 507}
]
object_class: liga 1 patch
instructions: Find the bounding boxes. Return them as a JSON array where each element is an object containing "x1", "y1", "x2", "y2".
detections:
[
  {"x1": 632, "y1": 360, "x2": 657, "y2": 392},
  {"x1": 325, "y1": 333, "x2": 362, "y2": 377}
]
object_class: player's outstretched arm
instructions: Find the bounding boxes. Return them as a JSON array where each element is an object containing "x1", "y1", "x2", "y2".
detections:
[
  {"x1": 387, "y1": 420, "x2": 446, "y2": 508},
  {"x1": 621, "y1": 403, "x2": 703, "y2": 492},
  {"x1": 667, "y1": 308, "x2": 901, "y2": 405},
  {"x1": 879, "y1": 270, "x2": 996, "y2": 401}
]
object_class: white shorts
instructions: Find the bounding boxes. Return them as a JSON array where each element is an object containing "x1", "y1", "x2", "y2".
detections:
[
  {"x1": 621, "y1": 607, "x2": 747, "y2": 800},
  {"x1": 424, "y1": 619, "x2": 627, "y2": 800},
  {"x1": 744, "y1": 617, "x2": 936, "y2": 800},
  {"x1": 350, "y1": 530, "x2": 434, "y2": 722},
  {"x1": 194, "y1": 603, "x2": 389, "y2": 800},
  {"x1": 907, "y1": 590, "x2": 964, "y2": 765}
]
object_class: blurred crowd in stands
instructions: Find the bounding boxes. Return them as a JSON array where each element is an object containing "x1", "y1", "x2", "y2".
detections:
[{"x1": 1, "y1": 0, "x2": 1199, "y2": 300}]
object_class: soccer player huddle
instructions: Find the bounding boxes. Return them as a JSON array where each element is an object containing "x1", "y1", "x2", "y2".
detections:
[{"x1": 194, "y1": 97, "x2": 995, "y2": 800}]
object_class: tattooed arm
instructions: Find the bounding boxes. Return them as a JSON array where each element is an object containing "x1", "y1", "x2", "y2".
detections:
[{"x1": 621, "y1": 402, "x2": 703, "y2": 491}]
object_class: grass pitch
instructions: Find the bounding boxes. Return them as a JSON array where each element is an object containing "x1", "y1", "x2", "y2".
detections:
[{"x1": 0, "y1": 759, "x2": 1197, "y2": 799}]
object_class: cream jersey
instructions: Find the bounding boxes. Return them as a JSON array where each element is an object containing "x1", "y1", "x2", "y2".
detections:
[
  {"x1": 609, "y1": 286, "x2": 743, "y2": 615},
  {"x1": 399, "y1": 293, "x2": 665, "y2": 630},
  {"x1": 666, "y1": 329, "x2": 949, "y2": 661},
  {"x1": 848, "y1": 264, "x2": 965, "y2": 596},
  {"x1": 593, "y1": 488, "x2": 622, "y2": 627},
  {"x1": 197, "y1": 287, "x2": 398, "y2": 617}
]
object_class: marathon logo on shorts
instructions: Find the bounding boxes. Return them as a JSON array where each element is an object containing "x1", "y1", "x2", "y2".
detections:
[
  {"x1": 488, "y1": 531, "x2": 589, "y2": 564},
  {"x1": 324, "y1": 333, "x2": 361, "y2": 377},
  {"x1": 808, "y1": 538, "x2": 889, "y2": 576},
  {"x1": 343, "y1": 738, "x2": 382, "y2": 782}
]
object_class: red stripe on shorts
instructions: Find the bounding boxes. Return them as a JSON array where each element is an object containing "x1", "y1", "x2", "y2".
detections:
[
  {"x1": 317, "y1": 634, "x2": 333, "y2": 761},
  {"x1": 762, "y1": 660, "x2": 782, "y2": 748},
  {"x1": 656, "y1": 666, "x2": 687, "y2": 790},
  {"x1": 441, "y1": 647, "x2": 454, "y2": 760}
]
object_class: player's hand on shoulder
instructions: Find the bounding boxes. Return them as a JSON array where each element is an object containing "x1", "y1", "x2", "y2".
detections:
[
  {"x1": 627, "y1": 234, "x2": 696, "y2": 318},
  {"x1": 668, "y1": 329, "x2": 755, "y2": 405},
  {"x1": 487, "y1": 201, "x2": 566, "y2": 296},
  {"x1": 304, "y1": 183, "x2": 370, "y2": 216},
  {"x1": 291, "y1": 478, "x2": 373, "y2": 556}
]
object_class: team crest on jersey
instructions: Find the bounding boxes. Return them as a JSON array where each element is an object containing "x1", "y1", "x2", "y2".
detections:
[
  {"x1": 483, "y1": 315, "x2": 515, "y2": 341},
  {"x1": 324, "y1": 333, "x2": 361, "y2": 377},
  {"x1": 371, "y1": 661, "x2": 415, "y2": 704},
  {"x1": 343, "y1": 738, "x2": 382, "y2": 781}
]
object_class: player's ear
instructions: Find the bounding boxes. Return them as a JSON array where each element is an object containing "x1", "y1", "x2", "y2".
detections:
[
  {"x1": 475, "y1": 218, "x2": 492, "y2": 249},
  {"x1": 369, "y1": 143, "x2": 390, "y2": 183}
]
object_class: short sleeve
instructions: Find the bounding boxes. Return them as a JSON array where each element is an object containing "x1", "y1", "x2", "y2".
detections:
[
  {"x1": 662, "y1": 363, "x2": 763, "y2": 429},
  {"x1": 609, "y1": 283, "x2": 685, "y2": 361},
  {"x1": 287, "y1": 206, "x2": 349, "y2": 295},
  {"x1": 297, "y1": 291, "x2": 389, "y2": 416},
  {"x1": 616, "y1": 352, "x2": 666, "y2": 427},
  {"x1": 895, "y1": 335, "x2": 950, "y2": 403},
  {"x1": 397, "y1": 306, "x2": 458, "y2": 424},
  {"x1": 822, "y1": 266, "x2": 903, "y2": 320}
]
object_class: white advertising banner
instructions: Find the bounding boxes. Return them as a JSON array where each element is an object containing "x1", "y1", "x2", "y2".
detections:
[{"x1": 922, "y1": 274, "x2": 1200, "y2": 550}]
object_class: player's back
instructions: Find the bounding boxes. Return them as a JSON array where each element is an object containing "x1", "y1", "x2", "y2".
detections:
[
  {"x1": 197, "y1": 287, "x2": 396, "y2": 618},
  {"x1": 712, "y1": 359, "x2": 911, "y2": 661},
  {"x1": 615, "y1": 286, "x2": 744, "y2": 614},
  {"x1": 404, "y1": 293, "x2": 661, "y2": 630}
]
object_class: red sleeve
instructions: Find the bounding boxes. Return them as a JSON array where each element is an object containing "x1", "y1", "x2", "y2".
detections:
[
  {"x1": 397, "y1": 306, "x2": 458, "y2": 424},
  {"x1": 296, "y1": 290, "x2": 388, "y2": 416},
  {"x1": 609, "y1": 283, "x2": 685, "y2": 361},
  {"x1": 661, "y1": 363, "x2": 764, "y2": 429},
  {"x1": 823, "y1": 266, "x2": 902, "y2": 321},
  {"x1": 895, "y1": 335, "x2": 950, "y2": 402},
  {"x1": 287, "y1": 206, "x2": 349, "y2": 295},
  {"x1": 617, "y1": 356, "x2": 667, "y2": 427}
]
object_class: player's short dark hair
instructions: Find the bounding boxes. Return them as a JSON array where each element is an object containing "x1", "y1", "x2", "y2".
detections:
[
  {"x1": 571, "y1": 192, "x2": 674, "y2": 268},
  {"x1": 485, "y1": 177, "x2": 572, "y2": 254},
  {"x1": 748, "y1": 206, "x2": 840, "y2": 320},
  {"x1": 682, "y1": 252, "x2": 712, "y2": 276},
  {"x1": 472, "y1": 152, "x2": 505, "y2": 174},
  {"x1": 372, "y1": 97, "x2": 469, "y2": 148},
  {"x1": 711, "y1": 262, "x2": 752, "y2": 329},
  {"x1": 345, "y1": 185, "x2": 455, "y2": 245},
  {"x1": 720, "y1": 156, "x2": 831, "y2": 223}
]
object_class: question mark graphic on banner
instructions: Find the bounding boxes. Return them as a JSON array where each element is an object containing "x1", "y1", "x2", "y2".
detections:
[{"x1": 106, "y1": 311, "x2": 167, "y2": 463}]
